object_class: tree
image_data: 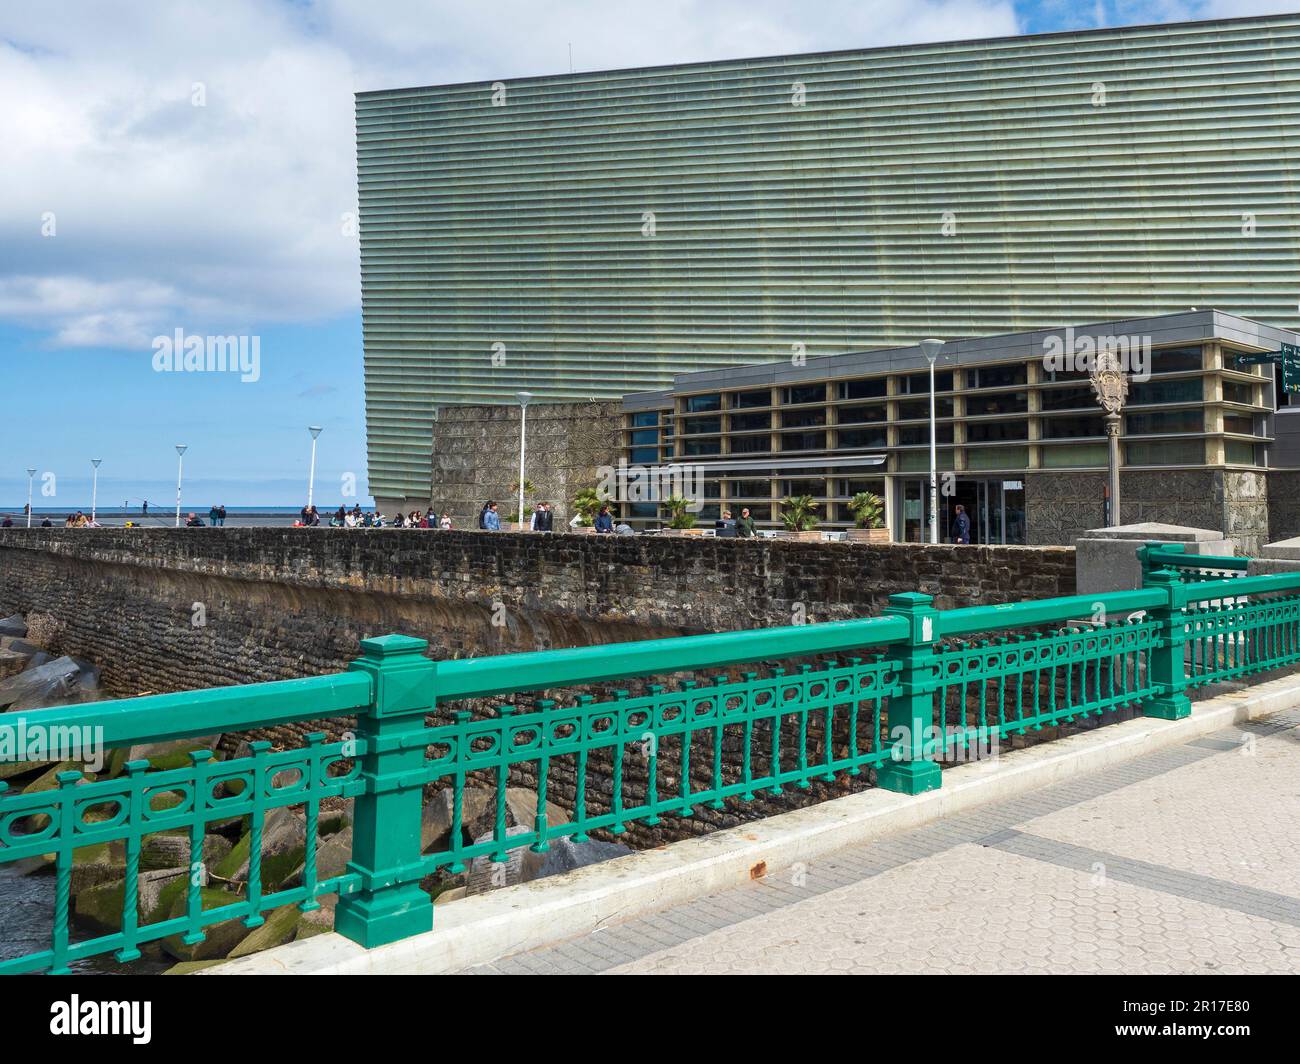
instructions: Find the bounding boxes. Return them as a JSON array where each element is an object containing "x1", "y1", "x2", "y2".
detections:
[
  {"x1": 780, "y1": 495, "x2": 819, "y2": 532},
  {"x1": 663, "y1": 495, "x2": 697, "y2": 530},
  {"x1": 571, "y1": 486, "x2": 609, "y2": 527},
  {"x1": 847, "y1": 491, "x2": 884, "y2": 529}
]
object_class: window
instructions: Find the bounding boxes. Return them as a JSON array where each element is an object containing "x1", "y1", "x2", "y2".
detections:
[
  {"x1": 898, "y1": 424, "x2": 954, "y2": 445},
  {"x1": 730, "y1": 411, "x2": 771, "y2": 432},
  {"x1": 630, "y1": 447, "x2": 658, "y2": 464},
  {"x1": 966, "y1": 447, "x2": 1029, "y2": 470},
  {"x1": 896, "y1": 397, "x2": 954, "y2": 420},
  {"x1": 783, "y1": 479, "x2": 826, "y2": 497},
  {"x1": 731, "y1": 390, "x2": 770, "y2": 409},
  {"x1": 684, "y1": 394, "x2": 722, "y2": 413},
  {"x1": 1041, "y1": 443, "x2": 1108, "y2": 468},
  {"x1": 781, "y1": 409, "x2": 826, "y2": 429},
  {"x1": 838, "y1": 426, "x2": 887, "y2": 449},
  {"x1": 897, "y1": 449, "x2": 954, "y2": 472},
  {"x1": 784, "y1": 384, "x2": 825, "y2": 405},
  {"x1": 967, "y1": 364, "x2": 1027, "y2": 389},
  {"x1": 1130, "y1": 378, "x2": 1202, "y2": 405},
  {"x1": 730, "y1": 480, "x2": 769, "y2": 498},
  {"x1": 1150, "y1": 345, "x2": 1203, "y2": 373},
  {"x1": 729, "y1": 435, "x2": 769, "y2": 454},
  {"x1": 898, "y1": 370, "x2": 953, "y2": 394},
  {"x1": 630, "y1": 428, "x2": 658, "y2": 446},
  {"x1": 965, "y1": 391, "x2": 1028, "y2": 417},
  {"x1": 838, "y1": 378, "x2": 888, "y2": 400},
  {"x1": 1224, "y1": 440, "x2": 1261, "y2": 465},
  {"x1": 1041, "y1": 414, "x2": 1103, "y2": 439},
  {"x1": 1126, "y1": 409, "x2": 1202, "y2": 435},
  {"x1": 1125, "y1": 439, "x2": 1204, "y2": 465},
  {"x1": 782, "y1": 431, "x2": 826, "y2": 451},
  {"x1": 682, "y1": 437, "x2": 721, "y2": 457},
  {"x1": 1223, "y1": 413, "x2": 1257, "y2": 435},
  {"x1": 1039, "y1": 385, "x2": 1096, "y2": 412},
  {"x1": 838, "y1": 478, "x2": 886, "y2": 498},
  {"x1": 681, "y1": 416, "x2": 721, "y2": 435},
  {"x1": 966, "y1": 420, "x2": 1028, "y2": 442},
  {"x1": 631, "y1": 411, "x2": 659, "y2": 427},
  {"x1": 837, "y1": 403, "x2": 886, "y2": 424},
  {"x1": 1222, "y1": 380, "x2": 1256, "y2": 406}
]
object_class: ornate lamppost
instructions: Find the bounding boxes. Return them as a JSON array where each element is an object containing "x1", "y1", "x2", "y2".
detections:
[{"x1": 1089, "y1": 348, "x2": 1129, "y2": 527}]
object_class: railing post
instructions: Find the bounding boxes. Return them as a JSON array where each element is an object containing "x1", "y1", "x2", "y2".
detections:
[
  {"x1": 1137, "y1": 540, "x2": 1177, "y2": 584},
  {"x1": 1143, "y1": 570, "x2": 1192, "y2": 720},
  {"x1": 876, "y1": 591, "x2": 942, "y2": 795},
  {"x1": 334, "y1": 634, "x2": 435, "y2": 948}
]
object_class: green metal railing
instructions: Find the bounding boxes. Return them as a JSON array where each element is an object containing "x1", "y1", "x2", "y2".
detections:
[
  {"x1": 1138, "y1": 541, "x2": 1248, "y2": 583},
  {"x1": 3, "y1": 544, "x2": 1299, "y2": 974}
]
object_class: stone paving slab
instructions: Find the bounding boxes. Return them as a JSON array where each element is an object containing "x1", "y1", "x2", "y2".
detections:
[{"x1": 464, "y1": 709, "x2": 1300, "y2": 976}]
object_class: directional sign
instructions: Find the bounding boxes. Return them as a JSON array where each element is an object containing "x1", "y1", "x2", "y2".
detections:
[{"x1": 1234, "y1": 344, "x2": 1300, "y2": 394}]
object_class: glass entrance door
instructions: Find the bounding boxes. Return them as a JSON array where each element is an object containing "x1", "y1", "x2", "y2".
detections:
[{"x1": 897, "y1": 477, "x2": 1026, "y2": 545}]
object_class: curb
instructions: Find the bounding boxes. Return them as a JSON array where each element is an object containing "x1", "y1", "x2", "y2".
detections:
[{"x1": 209, "y1": 672, "x2": 1300, "y2": 975}]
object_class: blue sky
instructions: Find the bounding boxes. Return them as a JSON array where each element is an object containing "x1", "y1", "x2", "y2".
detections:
[{"x1": 0, "y1": 0, "x2": 1287, "y2": 507}]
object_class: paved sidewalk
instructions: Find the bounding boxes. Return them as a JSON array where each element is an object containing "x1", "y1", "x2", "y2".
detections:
[{"x1": 463, "y1": 708, "x2": 1300, "y2": 975}]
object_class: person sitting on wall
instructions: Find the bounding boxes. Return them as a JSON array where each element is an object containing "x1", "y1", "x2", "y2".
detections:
[
  {"x1": 593, "y1": 505, "x2": 614, "y2": 533},
  {"x1": 186, "y1": 512, "x2": 205, "y2": 527}
]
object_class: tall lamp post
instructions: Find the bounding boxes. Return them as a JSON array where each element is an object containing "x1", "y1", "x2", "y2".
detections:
[
  {"x1": 174, "y1": 445, "x2": 188, "y2": 527},
  {"x1": 919, "y1": 339, "x2": 945, "y2": 544},
  {"x1": 90, "y1": 459, "x2": 102, "y2": 525},
  {"x1": 515, "y1": 391, "x2": 533, "y2": 531},
  {"x1": 1089, "y1": 348, "x2": 1129, "y2": 527},
  {"x1": 25, "y1": 467, "x2": 36, "y2": 528},
  {"x1": 307, "y1": 426, "x2": 323, "y2": 511}
]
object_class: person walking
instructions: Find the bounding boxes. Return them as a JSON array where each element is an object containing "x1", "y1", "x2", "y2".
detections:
[
  {"x1": 530, "y1": 501, "x2": 553, "y2": 532},
  {"x1": 953, "y1": 503, "x2": 972, "y2": 545},
  {"x1": 736, "y1": 506, "x2": 757, "y2": 538},
  {"x1": 209, "y1": 504, "x2": 220, "y2": 527},
  {"x1": 483, "y1": 502, "x2": 501, "y2": 531}
]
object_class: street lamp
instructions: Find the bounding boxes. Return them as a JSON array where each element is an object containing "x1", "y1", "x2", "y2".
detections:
[
  {"x1": 919, "y1": 339, "x2": 945, "y2": 545},
  {"x1": 25, "y1": 467, "x2": 36, "y2": 528},
  {"x1": 307, "y1": 426, "x2": 323, "y2": 511},
  {"x1": 515, "y1": 392, "x2": 533, "y2": 531},
  {"x1": 1089, "y1": 348, "x2": 1129, "y2": 527},
  {"x1": 90, "y1": 459, "x2": 102, "y2": 525},
  {"x1": 174, "y1": 445, "x2": 188, "y2": 527}
]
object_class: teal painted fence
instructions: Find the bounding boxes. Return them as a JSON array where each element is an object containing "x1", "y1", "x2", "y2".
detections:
[{"x1": 2, "y1": 543, "x2": 1297, "y2": 973}]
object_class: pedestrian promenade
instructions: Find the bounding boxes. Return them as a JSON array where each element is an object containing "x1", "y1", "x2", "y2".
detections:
[{"x1": 464, "y1": 707, "x2": 1300, "y2": 975}]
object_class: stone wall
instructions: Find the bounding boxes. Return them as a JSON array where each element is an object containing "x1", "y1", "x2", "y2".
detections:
[
  {"x1": 417, "y1": 400, "x2": 622, "y2": 529},
  {"x1": 0, "y1": 527, "x2": 1076, "y2": 846},
  {"x1": 1267, "y1": 470, "x2": 1300, "y2": 541},
  {"x1": 1025, "y1": 469, "x2": 1270, "y2": 553}
]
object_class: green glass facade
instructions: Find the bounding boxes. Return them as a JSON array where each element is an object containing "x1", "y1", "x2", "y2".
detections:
[{"x1": 357, "y1": 14, "x2": 1300, "y2": 503}]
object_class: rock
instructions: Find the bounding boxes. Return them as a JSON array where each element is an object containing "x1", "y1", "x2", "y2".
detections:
[
  {"x1": 138, "y1": 867, "x2": 198, "y2": 918},
  {"x1": 160, "y1": 887, "x2": 253, "y2": 962},
  {"x1": 73, "y1": 880, "x2": 129, "y2": 935},
  {"x1": 281, "y1": 825, "x2": 352, "y2": 890},
  {"x1": 532, "y1": 837, "x2": 633, "y2": 880},
  {"x1": 294, "y1": 906, "x2": 334, "y2": 941},
  {"x1": 0, "y1": 615, "x2": 27, "y2": 638},
  {"x1": 422, "y1": 785, "x2": 567, "y2": 853},
  {"x1": 213, "y1": 806, "x2": 306, "y2": 890},
  {"x1": 227, "y1": 904, "x2": 302, "y2": 959},
  {"x1": 66, "y1": 841, "x2": 127, "y2": 894},
  {"x1": 141, "y1": 831, "x2": 232, "y2": 873},
  {"x1": 434, "y1": 885, "x2": 466, "y2": 904},
  {"x1": 0, "y1": 649, "x2": 28, "y2": 681},
  {"x1": 0, "y1": 758, "x2": 52, "y2": 782},
  {"x1": 126, "y1": 735, "x2": 221, "y2": 767},
  {"x1": 163, "y1": 960, "x2": 226, "y2": 975},
  {"x1": 0, "y1": 650, "x2": 100, "y2": 707},
  {"x1": 464, "y1": 826, "x2": 547, "y2": 895}
]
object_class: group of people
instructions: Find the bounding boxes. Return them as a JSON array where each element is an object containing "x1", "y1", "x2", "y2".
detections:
[
  {"x1": 207, "y1": 505, "x2": 228, "y2": 526},
  {"x1": 294, "y1": 504, "x2": 455, "y2": 529}
]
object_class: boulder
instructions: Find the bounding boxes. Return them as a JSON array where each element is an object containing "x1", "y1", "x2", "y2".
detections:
[
  {"x1": 280, "y1": 826, "x2": 352, "y2": 891},
  {"x1": 422, "y1": 785, "x2": 567, "y2": 854},
  {"x1": 464, "y1": 826, "x2": 547, "y2": 895},
  {"x1": 0, "y1": 615, "x2": 27, "y2": 638},
  {"x1": 163, "y1": 960, "x2": 226, "y2": 975},
  {"x1": 141, "y1": 831, "x2": 233, "y2": 873},
  {"x1": 160, "y1": 886, "x2": 253, "y2": 962},
  {"x1": 0, "y1": 649, "x2": 28, "y2": 681},
  {"x1": 227, "y1": 904, "x2": 303, "y2": 959},
  {"x1": 532, "y1": 837, "x2": 634, "y2": 880},
  {"x1": 294, "y1": 906, "x2": 334, "y2": 941},
  {"x1": 72, "y1": 865, "x2": 199, "y2": 936},
  {"x1": 213, "y1": 806, "x2": 306, "y2": 890},
  {"x1": 126, "y1": 735, "x2": 221, "y2": 767},
  {"x1": 0, "y1": 655, "x2": 100, "y2": 712}
]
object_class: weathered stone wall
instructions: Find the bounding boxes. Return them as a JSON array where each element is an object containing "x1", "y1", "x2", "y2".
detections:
[
  {"x1": 1025, "y1": 469, "x2": 1270, "y2": 553},
  {"x1": 0, "y1": 527, "x2": 1076, "y2": 846},
  {"x1": 422, "y1": 400, "x2": 622, "y2": 529},
  {"x1": 1267, "y1": 470, "x2": 1300, "y2": 541}
]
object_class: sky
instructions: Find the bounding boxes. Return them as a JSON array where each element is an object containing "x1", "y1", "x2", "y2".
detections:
[{"x1": 1, "y1": 0, "x2": 1292, "y2": 508}]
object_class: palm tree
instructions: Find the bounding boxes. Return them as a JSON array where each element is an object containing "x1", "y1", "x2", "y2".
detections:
[
  {"x1": 663, "y1": 495, "x2": 697, "y2": 530},
  {"x1": 779, "y1": 495, "x2": 819, "y2": 533},
  {"x1": 571, "y1": 487, "x2": 608, "y2": 527},
  {"x1": 847, "y1": 491, "x2": 884, "y2": 529}
]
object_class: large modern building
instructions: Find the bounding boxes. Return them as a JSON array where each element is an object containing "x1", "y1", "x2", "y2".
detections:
[{"x1": 357, "y1": 13, "x2": 1300, "y2": 512}]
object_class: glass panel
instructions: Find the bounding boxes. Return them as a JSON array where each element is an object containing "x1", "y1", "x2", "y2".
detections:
[
  {"x1": 1150, "y1": 345, "x2": 1203, "y2": 373},
  {"x1": 729, "y1": 411, "x2": 771, "y2": 432},
  {"x1": 898, "y1": 424, "x2": 954, "y2": 445},
  {"x1": 1124, "y1": 439, "x2": 1204, "y2": 465},
  {"x1": 965, "y1": 391, "x2": 1028, "y2": 416},
  {"x1": 781, "y1": 431, "x2": 826, "y2": 451},
  {"x1": 783, "y1": 479, "x2": 827, "y2": 497},
  {"x1": 899, "y1": 370, "x2": 953, "y2": 394},
  {"x1": 1130, "y1": 377, "x2": 1202, "y2": 405},
  {"x1": 839, "y1": 426, "x2": 888, "y2": 448},
  {"x1": 838, "y1": 477, "x2": 886, "y2": 498},
  {"x1": 629, "y1": 446, "x2": 659, "y2": 464},
  {"x1": 967, "y1": 364, "x2": 1027, "y2": 388},
  {"x1": 1039, "y1": 385, "x2": 1096, "y2": 411},
  {"x1": 1222, "y1": 380, "x2": 1256, "y2": 406},
  {"x1": 1224, "y1": 440, "x2": 1257, "y2": 465},
  {"x1": 897, "y1": 397, "x2": 955, "y2": 420},
  {"x1": 783, "y1": 384, "x2": 825, "y2": 405},
  {"x1": 728, "y1": 434, "x2": 769, "y2": 454},
  {"x1": 897, "y1": 449, "x2": 954, "y2": 472},
  {"x1": 1223, "y1": 413, "x2": 1256, "y2": 435},
  {"x1": 685, "y1": 394, "x2": 722, "y2": 413},
  {"x1": 631, "y1": 411, "x2": 659, "y2": 427},
  {"x1": 681, "y1": 416, "x2": 721, "y2": 434},
  {"x1": 838, "y1": 378, "x2": 888, "y2": 400},
  {"x1": 781, "y1": 409, "x2": 826, "y2": 428},
  {"x1": 730, "y1": 480, "x2": 770, "y2": 498},
  {"x1": 1041, "y1": 414, "x2": 1104, "y2": 438},
  {"x1": 1126, "y1": 409, "x2": 1202, "y2": 434},
  {"x1": 1041, "y1": 443, "x2": 1109, "y2": 467},
  {"x1": 630, "y1": 429, "x2": 658, "y2": 445},
  {"x1": 966, "y1": 446, "x2": 1029, "y2": 470},
  {"x1": 837, "y1": 403, "x2": 887, "y2": 424},
  {"x1": 966, "y1": 420, "x2": 1028, "y2": 442},
  {"x1": 731, "y1": 390, "x2": 770, "y2": 409},
  {"x1": 682, "y1": 437, "x2": 721, "y2": 456}
]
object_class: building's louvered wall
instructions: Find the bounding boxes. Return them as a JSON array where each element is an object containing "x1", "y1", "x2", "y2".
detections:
[{"x1": 357, "y1": 15, "x2": 1300, "y2": 501}]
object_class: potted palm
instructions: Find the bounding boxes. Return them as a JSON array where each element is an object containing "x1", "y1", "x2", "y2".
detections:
[
  {"x1": 570, "y1": 486, "x2": 608, "y2": 533},
  {"x1": 779, "y1": 495, "x2": 821, "y2": 541},
  {"x1": 845, "y1": 491, "x2": 889, "y2": 543},
  {"x1": 663, "y1": 495, "x2": 700, "y2": 535}
]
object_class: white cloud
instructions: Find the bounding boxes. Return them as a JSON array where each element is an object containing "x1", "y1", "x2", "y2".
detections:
[{"x1": 1, "y1": 0, "x2": 1030, "y2": 350}]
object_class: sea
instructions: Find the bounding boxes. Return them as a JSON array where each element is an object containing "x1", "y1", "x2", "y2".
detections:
[{"x1": 2, "y1": 506, "x2": 307, "y2": 528}]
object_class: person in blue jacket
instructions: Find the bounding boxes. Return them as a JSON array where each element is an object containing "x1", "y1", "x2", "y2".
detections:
[
  {"x1": 593, "y1": 505, "x2": 615, "y2": 533},
  {"x1": 483, "y1": 502, "x2": 502, "y2": 530}
]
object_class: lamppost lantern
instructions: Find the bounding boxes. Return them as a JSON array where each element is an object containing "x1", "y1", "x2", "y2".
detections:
[
  {"x1": 1089, "y1": 348, "x2": 1129, "y2": 527},
  {"x1": 918, "y1": 339, "x2": 945, "y2": 544},
  {"x1": 516, "y1": 393, "x2": 534, "y2": 531}
]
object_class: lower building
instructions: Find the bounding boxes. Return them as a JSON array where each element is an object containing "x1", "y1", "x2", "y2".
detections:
[{"x1": 618, "y1": 311, "x2": 1299, "y2": 552}]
